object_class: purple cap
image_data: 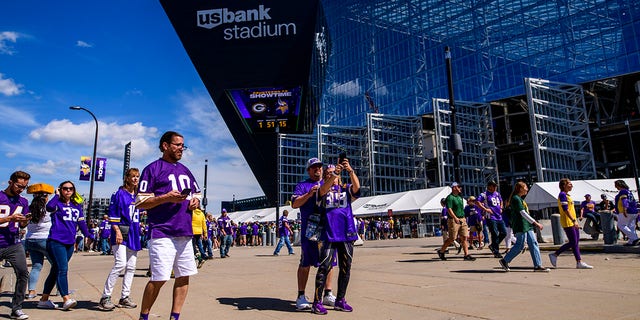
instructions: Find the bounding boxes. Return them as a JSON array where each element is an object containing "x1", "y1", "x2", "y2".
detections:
[
  {"x1": 222, "y1": 208, "x2": 227, "y2": 213},
  {"x1": 306, "y1": 157, "x2": 323, "y2": 169}
]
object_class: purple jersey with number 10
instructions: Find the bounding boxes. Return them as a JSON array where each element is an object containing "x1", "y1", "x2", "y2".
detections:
[
  {"x1": 0, "y1": 190, "x2": 29, "y2": 248},
  {"x1": 138, "y1": 158, "x2": 201, "y2": 239}
]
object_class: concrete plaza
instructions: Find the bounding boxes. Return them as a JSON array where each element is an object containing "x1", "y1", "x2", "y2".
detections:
[{"x1": 1, "y1": 235, "x2": 638, "y2": 320}]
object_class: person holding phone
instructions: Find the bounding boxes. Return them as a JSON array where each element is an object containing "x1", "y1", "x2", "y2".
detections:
[
  {"x1": 99, "y1": 168, "x2": 142, "y2": 310},
  {"x1": 0, "y1": 171, "x2": 32, "y2": 320},
  {"x1": 38, "y1": 180, "x2": 96, "y2": 311},
  {"x1": 136, "y1": 131, "x2": 202, "y2": 320}
]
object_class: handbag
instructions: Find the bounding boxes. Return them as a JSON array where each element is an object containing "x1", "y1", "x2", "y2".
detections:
[{"x1": 118, "y1": 225, "x2": 130, "y2": 240}]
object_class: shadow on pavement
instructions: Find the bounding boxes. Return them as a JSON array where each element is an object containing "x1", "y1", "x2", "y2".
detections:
[{"x1": 217, "y1": 297, "x2": 297, "y2": 312}]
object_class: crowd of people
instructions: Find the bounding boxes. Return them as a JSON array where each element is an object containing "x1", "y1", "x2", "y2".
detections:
[{"x1": 1, "y1": 130, "x2": 638, "y2": 319}]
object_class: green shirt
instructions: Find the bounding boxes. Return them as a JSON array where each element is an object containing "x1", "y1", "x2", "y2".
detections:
[
  {"x1": 510, "y1": 195, "x2": 533, "y2": 233},
  {"x1": 445, "y1": 193, "x2": 465, "y2": 218}
]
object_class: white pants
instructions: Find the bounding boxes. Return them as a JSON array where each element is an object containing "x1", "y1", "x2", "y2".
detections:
[
  {"x1": 617, "y1": 213, "x2": 638, "y2": 243},
  {"x1": 148, "y1": 237, "x2": 197, "y2": 281},
  {"x1": 504, "y1": 227, "x2": 515, "y2": 249},
  {"x1": 102, "y1": 244, "x2": 138, "y2": 298}
]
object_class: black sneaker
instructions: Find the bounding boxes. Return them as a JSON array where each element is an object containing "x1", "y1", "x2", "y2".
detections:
[
  {"x1": 493, "y1": 251, "x2": 503, "y2": 258},
  {"x1": 499, "y1": 259, "x2": 510, "y2": 271},
  {"x1": 463, "y1": 255, "x2": 476, "y2": 261},
  {"x1": 437, "y1": 250, "x2": 447, "y2": 261},
  {"x1": 456, "y1": 245, "x2": 462, "y2": 255}
]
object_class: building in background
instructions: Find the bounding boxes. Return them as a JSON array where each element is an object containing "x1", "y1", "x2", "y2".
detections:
[{"x1": 274, "y1": 0, "x2": 640, "y2": 203}]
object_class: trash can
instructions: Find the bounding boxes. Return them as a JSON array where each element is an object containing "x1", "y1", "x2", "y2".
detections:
[
  {"x1": 550, "y1": 213, "x2": 565, "y2": 245},
  {"x1": 599, "y1": 210, "x2": 617, "y2": 245}
]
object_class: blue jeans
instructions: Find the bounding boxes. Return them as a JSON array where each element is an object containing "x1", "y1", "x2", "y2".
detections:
[
  {"x1": 503, "y1": 230, "x2": 542, "y2": 267},
  {"x1": 44, "y1": 240, "x2": 74, "y2": 296},
  {"x1": 205, "y1": 238, "x2": 213, "y2": 258},
  {"x1": 100, "y1": 237, "x2": 110, "y2": 254},
  {"x1": 25, "y1": 238, "x2": 48, "y2": 291},
  {"x1": 486, "y1": 219, "x2": 507, "y2": 252},
  {"x1": 273, "y1": 234, "x2": 294, "y2": 255},
  {"x1": 220, "y1": 235, "x2": 233, "y2": 257},
  {"x1": 192, "y1": 235, "x2": 206, "y2": 257}
]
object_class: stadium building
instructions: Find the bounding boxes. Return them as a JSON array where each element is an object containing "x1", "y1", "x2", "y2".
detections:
[{"x1": 162, "y1": 1, "x2": 640, "y2": 207}]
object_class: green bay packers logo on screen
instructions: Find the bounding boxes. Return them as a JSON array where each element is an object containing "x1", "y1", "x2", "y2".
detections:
[{"x1": 197, "y1": 5, "x2": 297, "y2": 41}]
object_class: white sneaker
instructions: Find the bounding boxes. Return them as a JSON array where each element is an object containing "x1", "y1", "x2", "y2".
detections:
[
  {"x1": 295, "y1": 295, "x2": 311, "y2": 310},
  {"x1": 323, "y1": 292, "x2": 336, "y2": 307},
  {"x1": 548, "y1": 253, "x2": 557, "y2": 268},
  {"x1": 577, "y1": 261, "x2": 593, "y2": 269},
  {"x1": 10, "y1": 309, "x2": 29, "y2": 319},
  {"x1": 36, "y1": 300, "x2": 58, "y2": 309},
  {"x1": 62, "y1": 299, "x2": 77, "y2": 311}
]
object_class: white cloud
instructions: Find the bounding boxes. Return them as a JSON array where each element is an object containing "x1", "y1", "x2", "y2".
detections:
[
  {"x1": 0, "y1": 31, "x2": 19, "y2": 55},
  {"x1": 28, "y1": 119, "x2": 158, "y2": 159},
  {"x1": 0, "y1": 104, "x2": 37, "y2": 126},
  {"x1": 76, "y1": 40, "x2": 93, "y2": 48},
  {"x1": 329, "y1": 78, "x2": 362, "y2": 97},
  {"x1": 5, "y1": 152, "x2": 16, "y2": 158},
  {"x1": 0, "y1": 73, "x2": 23, "y2": 96},
  {"x1": 24, "y1": 159, "x2": 75, "y2": 176}
]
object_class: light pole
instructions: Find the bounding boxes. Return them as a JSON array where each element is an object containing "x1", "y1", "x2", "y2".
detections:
[{"x1": 70, "y1": 106, "x2": 99, "y2": 219}]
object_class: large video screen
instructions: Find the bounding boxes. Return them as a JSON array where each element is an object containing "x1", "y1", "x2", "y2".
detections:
[{"x1": 227, "y1": 86, "x2": 302, "y2": 133}]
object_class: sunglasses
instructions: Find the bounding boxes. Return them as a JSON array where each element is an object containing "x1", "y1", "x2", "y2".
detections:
[{"x1": 61, "y1": 187, "x2": 74, "y2": 191}]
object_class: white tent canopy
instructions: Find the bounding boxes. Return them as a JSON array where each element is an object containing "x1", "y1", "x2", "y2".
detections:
[
  {"x1": 525, "y1": 178, "x2": 638, "y2": 210},
  {"x1": 227, "y1": 186, "x2": 453, "y2": 223}
]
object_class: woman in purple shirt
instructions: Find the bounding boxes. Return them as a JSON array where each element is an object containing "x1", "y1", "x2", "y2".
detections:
[{"x1": 38, "y1": 181, "x2": 95, "y2": 311}]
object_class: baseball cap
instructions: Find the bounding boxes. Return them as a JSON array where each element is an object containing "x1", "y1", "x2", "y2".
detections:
[
  {"x1": 451, "y1": 182, "x2": 460, "y2": 188},
  {"x1": 467, "y1": 196, "x2": 476, "y2": 201},
  {"x1": 222, "y1": 208, "x2": 227, "y2": 213},
  {"x1": 584, "y1": 194, "x2": 591, "y2": 198},
  {"x1": 487, "y1": 180, "x2": 498, "y2": 186},
  {"x1": 306, "y1": 157, "x2": 323, "y2": 169}
]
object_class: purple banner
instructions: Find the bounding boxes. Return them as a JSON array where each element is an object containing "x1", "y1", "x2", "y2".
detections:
[
  {"x1": 94, "y1": 157, "x2": 107, "y2": 182},
  {"x1": 79, "y1": 156, "x2": 91, "y2": 181}
]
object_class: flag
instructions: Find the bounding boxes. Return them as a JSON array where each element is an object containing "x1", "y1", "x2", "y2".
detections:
[
  {"x1": 79, "y1": 156, "x2": 91, "y2": 181},
  {"x1": 94, "y1": 157, "x2": 107, "y2": 182}
]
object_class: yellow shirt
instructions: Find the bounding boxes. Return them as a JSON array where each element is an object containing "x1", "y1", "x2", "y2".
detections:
[
  {"x1": 557, "y1": 192, "x2": 577, "y2": 228},
  {"x1": 192, "y1": 208, "x2": 207, "y2": 236}
]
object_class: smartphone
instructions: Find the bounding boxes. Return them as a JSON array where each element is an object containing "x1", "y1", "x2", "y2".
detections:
[
  {"x1": 24, "y1": 213, "x2": 32, "y2": 220},
  {"x1": 181, "y1": 188, "x2": 192, "y2": 196},
  {"x1": 338, "y1": 152, "x2": 347, "y2": 163}
]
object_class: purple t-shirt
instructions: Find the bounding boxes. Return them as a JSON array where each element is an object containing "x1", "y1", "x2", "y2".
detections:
[
  {"x1": 252, "y1": 223, "x2": 259, "y2": 236},
  {"x1": 46, "y1": 194, "x2": 93, "y2": 245},
  {"x1": 322, "y1": 184, "x2": 359, "y2": 242},
  {"x1": 291, "y1": 178, "x2": 322, "y2": 235},
  {"x1": 108, "y1": 187, "x2": 141, "y2": 251},
  {"x1": 99, "y1": 219, "x2": 111, "y2": 238},
  {"x1": 465, "y1": 205, "x2": 483, "y2": 226},
  {"x1": 477, "y1": 190, "x2": 503, "y2": 221},
  {"x1": 278, "y1": 216, "x2": 290, "y2": 237},
  {"x1": 0, "y1": 190, "x2": 29, "y2": 248},
  {"x1": 239, "y1": 224, "x2": 248, "y2": 235},
  {"x1": 218, "y1": 215, "x2": 232, "y2": 235},
  {"x1": 138, "y1": 158, "x2": 201, "y2": 239},
  {"x1": 206, "y1": 220, "x2": 214, "y2": 238}
]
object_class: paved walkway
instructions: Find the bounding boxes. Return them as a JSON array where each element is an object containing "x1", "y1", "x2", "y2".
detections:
[{"x1": 1, "y1": 235, "x2": 638, "y2": 320}]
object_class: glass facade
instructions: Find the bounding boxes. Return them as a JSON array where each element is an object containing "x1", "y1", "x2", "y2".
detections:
[
  {"x1": 320, "y1": 0, "x2": 640, "y2": 125},
  {"x1": 278, "y1": 0, "x2": 640, "y2": 201}
]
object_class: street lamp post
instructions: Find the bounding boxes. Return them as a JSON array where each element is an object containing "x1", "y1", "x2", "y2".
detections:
[
  {"x1": 70, "y1": 106, "x2": 99, "y2": 219},
  {"x1": 625, "y1": 120, "x2": 640, "y2": 194}
]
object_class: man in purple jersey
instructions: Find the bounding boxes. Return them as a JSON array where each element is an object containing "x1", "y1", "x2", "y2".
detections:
[
  {"x1": 475, "y1": 181, "x2": 506, "y2": 258},
  {"x1": 0, "y1": 171, "x2": 31, "y2": 320},
  {"x1": 291, "y1": 158, "x2": 336, "y2": 310},
  {"x1": 136, "y1": 131, "x2": 202, "y2": 320},
  {"x1": 99, "y1": 214, "x2": 112, "y2": 255},
  {"x1": 100, "y1": 168, "x2": 142, "y2": 311},
  {"x1": 273, "y1": 209, "x2": 294, "y2": 255},
  {"x1": 218, "y1": 209, "x2": 233, "y2": 258}
]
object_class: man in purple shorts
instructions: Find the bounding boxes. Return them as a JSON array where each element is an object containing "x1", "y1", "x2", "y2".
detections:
[
  {"x1": 136, "y1": 131, "x2": 202, "y2": 320},
  {"x1": 291, "y1": 158, "x2": 336, "y2": 310}
]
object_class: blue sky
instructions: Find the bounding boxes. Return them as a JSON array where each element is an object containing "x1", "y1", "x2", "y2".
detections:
[{"x1": 0, "y1": 1, "x2": 263, "y2": 212}]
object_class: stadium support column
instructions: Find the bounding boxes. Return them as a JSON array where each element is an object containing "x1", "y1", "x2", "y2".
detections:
[
  {"x1": 625, "y1": 120, "x2": 640, "y2": 194},
  {"x1": 275, "y1": 125, "x2": 281, "y2": 224},
  {"x1": 445, "y1": 47, "x2": 462, "y2": 184}
]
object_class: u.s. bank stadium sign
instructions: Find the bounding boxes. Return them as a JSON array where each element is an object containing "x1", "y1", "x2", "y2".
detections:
[
  {"x1": 363, "y1": 203, "x2": 389, "y2": 210},
  {"x1": 197, "y1": 5, "x2": 296, "y2": 40}
]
